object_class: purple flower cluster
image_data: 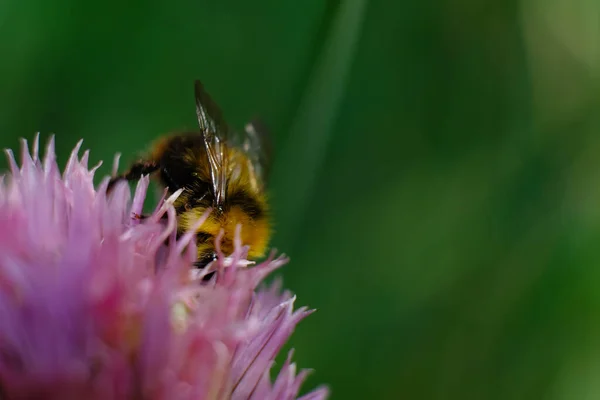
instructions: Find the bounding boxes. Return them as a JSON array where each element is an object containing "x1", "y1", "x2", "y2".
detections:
[{"x1": 0, "y1": 136, "x2": 328, "y2": 400}]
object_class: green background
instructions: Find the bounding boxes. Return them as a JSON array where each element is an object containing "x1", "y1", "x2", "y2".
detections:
[{"x1": 1, "y1": 1, "x2": 600, "y2": 399}]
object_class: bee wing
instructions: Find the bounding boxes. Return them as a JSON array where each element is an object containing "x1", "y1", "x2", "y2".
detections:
[
  {"x1": 194, "y1": 80, "x2": 229, "y2": 206},
  {"x1": 233, "y1": 118, "x2": 273, "y2": 192}
]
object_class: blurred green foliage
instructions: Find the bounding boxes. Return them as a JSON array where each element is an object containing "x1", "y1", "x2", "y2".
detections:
[{"x1": 1, "y1": 0, "x2": 600, "y2": 399}]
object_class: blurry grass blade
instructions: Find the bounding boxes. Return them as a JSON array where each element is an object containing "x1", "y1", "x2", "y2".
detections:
[{"x1": 273, "y1": 0, "x2": 368, "y2": 245}]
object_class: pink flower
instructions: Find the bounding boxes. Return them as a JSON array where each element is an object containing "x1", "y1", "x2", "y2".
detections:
[{"x1": 0, "y1": 135, "x2": 328, "y2": 400}]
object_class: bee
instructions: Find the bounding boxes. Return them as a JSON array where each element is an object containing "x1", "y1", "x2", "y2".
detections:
[{"x1": 108, "y1": 80, "x2": 272, "y2": 268}]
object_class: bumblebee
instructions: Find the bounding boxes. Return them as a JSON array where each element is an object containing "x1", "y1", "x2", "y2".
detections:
[{"x1": 109, "y1": 80, "x2": 272, "y2": 267}]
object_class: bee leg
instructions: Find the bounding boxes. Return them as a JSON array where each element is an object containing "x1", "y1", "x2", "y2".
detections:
[
  {"x1": 132, "y1": 213, "x2": 153, "y2": 221},
  {"x1": 107, "y1": 160, "x2": 159, "y2": 194}
]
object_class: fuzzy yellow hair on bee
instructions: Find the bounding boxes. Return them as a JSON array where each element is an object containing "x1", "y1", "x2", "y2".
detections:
[{"x1": 108, "y1": 80, "x2": 273, "y2": 267}]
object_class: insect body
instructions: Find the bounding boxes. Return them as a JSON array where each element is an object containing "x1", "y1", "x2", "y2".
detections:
[{"x1": 109, "y1": 81, "x2": 272, "y2": 267}]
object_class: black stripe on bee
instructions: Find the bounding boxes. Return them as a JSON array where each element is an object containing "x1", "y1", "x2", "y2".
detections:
[
  {"x1": 227, "y1": 190, "x2": 264, "y2": 219},
  {"x1": 194, "y1": 251, "x2": 218, "y2": 282},
  {"x1": 173, "y1": 193, "x2": 213, "y2": 216},
  {"x1": 195, "y1": 232, "x2": 213, "y2": 244}
]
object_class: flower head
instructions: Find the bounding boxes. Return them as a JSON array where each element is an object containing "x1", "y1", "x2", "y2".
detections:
[{"x1": 0, "y1": 135, "x2": 328, "y2": 400}]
